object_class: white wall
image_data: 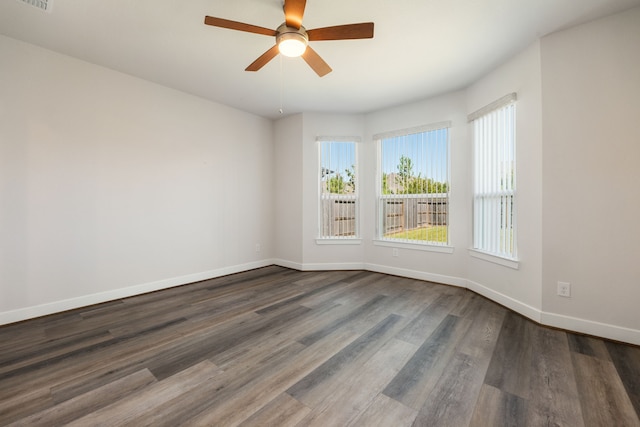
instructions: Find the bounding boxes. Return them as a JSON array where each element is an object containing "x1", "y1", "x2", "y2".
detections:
[
  {"x1": 362, "y1": 92, "x2": 470, "y2": 285},
  {"x1": 271, "y1": 8, "x2": 640, "y2": 344},
  {"x1": 301, "y1": 113, "x2": 366, "y2": 268},
  {"x1": 274, "y1": 95, "x2": 471, "y2": 284},
  {"x1": 3, "y1": 6, "x2": 639, "y2": 345},
  {"x1": 465, "y1": 41, "x2": 544, "y2": 318},
  {"x1": 273, "y1": 114, "x2": 304, "y2": 266},
  {"x1": 540, "y1": 8, "x2": 640, "y2": 338},
  {"x1": 0, "y1": 35, "x2": 274, "y2": 323},
  {"x1": 274, "y1": 113, "x2": 367, "y2": 270}
]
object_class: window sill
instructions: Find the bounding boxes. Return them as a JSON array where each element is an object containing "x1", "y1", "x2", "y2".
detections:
[
  {"x1": 468, "y1": 249, "x2": 519, "y2": 270},
  {"x1": 316, "y1": 238, "x2": 362, "y2": 245},
  {"x1": 373, "y1": 239, "x2": 454, "y2": 254}
]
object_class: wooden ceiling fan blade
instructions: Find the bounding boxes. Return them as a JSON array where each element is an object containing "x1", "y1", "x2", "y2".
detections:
[
  {"x1": 301, "y1": 46, "x2": 332, "y2": 77},
  {"x1": 245, "y1": 45, "x2": 280, "y2": 72},
  {"x1": 307, "y1": 23, "x2": 374, "y2": 41},
  {"x1": 204, "y1": 16, "x2": 277, "y2": 37},
  {"x1": 284, "y1": 0, "x2": 306, "y2": 29}
]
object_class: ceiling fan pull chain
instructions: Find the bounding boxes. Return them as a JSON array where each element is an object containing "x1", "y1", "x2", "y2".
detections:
[{"x1": 279, "y1": 55, "x2": 284, "y2": 115}]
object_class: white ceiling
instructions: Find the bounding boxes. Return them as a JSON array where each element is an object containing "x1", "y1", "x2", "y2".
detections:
[{"x1": 1, "y1": 0, "x2": 639, "y2": 119}]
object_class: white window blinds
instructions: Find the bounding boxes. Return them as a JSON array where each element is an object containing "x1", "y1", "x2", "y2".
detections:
[
  {"x1": 318, "y1": 139, "x2": 358, "y2": 238},
  {"x1": 376, "y1": 124, "x2": 450, "y2": 246},
  {"x1": 471, "y1": 95, "x2": 517, "y2": 258}
]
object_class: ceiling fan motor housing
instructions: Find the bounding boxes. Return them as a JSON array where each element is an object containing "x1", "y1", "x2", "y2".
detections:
[
  {"x1": 204, "y1": 0, "x2": 374, "y2": 76},
  {"x1": 276, "y1": 23, "x2": 309, "y2": 57}
]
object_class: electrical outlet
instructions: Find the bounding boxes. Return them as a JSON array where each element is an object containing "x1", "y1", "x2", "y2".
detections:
[
  {"x1": 557, "y1": 281, "x2": 571, "y2": 298},
  {"x1": 392, "y1": 248, "x2": 399, "y2": 257},
  {"x1": 255, "y1": 244, "x2": 261, "y2": 253}
]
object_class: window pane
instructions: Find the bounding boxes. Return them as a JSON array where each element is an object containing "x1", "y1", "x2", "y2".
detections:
[
  {"x1": 319, "y1": 141, "x2": 357, "y2": 238},
  {"x1": 473, "y1": 103, "x2": 516, "y2": 258},
  {"x1": 378, "y1": 127, "x2": 449, "y2": 245}
]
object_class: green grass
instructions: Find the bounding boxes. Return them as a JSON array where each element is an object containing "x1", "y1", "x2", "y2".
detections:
[{"x1": 384, "y1": 225, "x2": 448, "y2": 243}]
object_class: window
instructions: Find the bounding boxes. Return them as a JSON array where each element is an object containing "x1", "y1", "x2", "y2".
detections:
[
  {"x1": 470, "y1": 94, "x2": 517, "y2": 259},
  {"x1": 318, "y1": 138, "x2": 358, "y2": 239},
  {"x1": 375, "y1": 123, "x2": 450, "y2": 246}
]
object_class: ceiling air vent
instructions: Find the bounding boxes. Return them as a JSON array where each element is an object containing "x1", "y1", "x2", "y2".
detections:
[{"x1": 16, "y1": 0, "x2": 53, "y2": 13}]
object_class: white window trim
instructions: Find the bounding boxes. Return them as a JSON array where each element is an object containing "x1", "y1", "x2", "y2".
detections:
[
  {"x1": 467, "y1": 93, "x2": 517, "y2": 122},
  {"x1": 316, "y1": 136, "x2": 362, "y2": 143},
  {"x1": 317, "y1": 137, "x2": 360, "y2": 242},
  {"x1": 470, "y1": 94, "x2": 517, "y2": 261},
  {"x1": 375, "y1": 123, "x2": 452, "y2": 249},
  {"x1": 468, "y1": 248, "x2": 519, "y2": 269},
  {"x1": 374, "y1": 239, "x2": 454, "y2": 253},
  {"x1": 373, "y1": 121, "x2": 452, "y2": 140},
  {"x1": 316, "y1": 238, "x2": 362, "y2": 245}
]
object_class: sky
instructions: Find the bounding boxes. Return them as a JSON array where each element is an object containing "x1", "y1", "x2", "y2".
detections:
[
  {"x1": 320, "y1": 141, "x2": 355, "y2": 178},
  {"x1": 320, "y1": 127, "x2": 449, "y2": 183},
  {"x1": 380, "y1": 128, "x2": 449, "y2": 183}
]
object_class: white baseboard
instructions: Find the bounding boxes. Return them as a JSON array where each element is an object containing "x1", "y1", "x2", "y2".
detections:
[
  {"x1": 466, "y1": 279, "x2": 542, "y2": 323},
  {"x1": 3, "y1": 259, "x2": 639, "y2": 346},
  {"x1": 465, "y1": 280, "x2": 640, "y2": 345},
  {"x1": 272, "y1": 259, "x2": 367, "y2": 271},
  {"x1": 0, "y1": 259, "x2": 273, "y2": 326},
  {"x1": 541, "y1": 311, "x2": 640, "y2": 346},
  {"x1": 276, "y1": 259, "x2": 639, "y2": 345},
  {"x1": 273, "y1": 260, "x2": 467, "y2": 288},
  {"x1": 272, "y1": 258, "x2": 304, "y2": 271},
  {"x1": 364, "y1": 263, "x2": 467, "y2": 288}
]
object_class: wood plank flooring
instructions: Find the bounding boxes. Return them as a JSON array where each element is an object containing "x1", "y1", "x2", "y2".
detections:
[{"x1": 1, "y1": 266, "x2": 639, "y2": 426}]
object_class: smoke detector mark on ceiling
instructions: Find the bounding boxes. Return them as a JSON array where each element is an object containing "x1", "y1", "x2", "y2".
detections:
[{"x1": 16, "y1": 0, "x2": 53, "y2": 13}]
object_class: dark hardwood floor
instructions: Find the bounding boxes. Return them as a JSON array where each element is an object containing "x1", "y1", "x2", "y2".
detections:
[{"x1": 1, "y1": 266, "x2": 639, "y2": 426}]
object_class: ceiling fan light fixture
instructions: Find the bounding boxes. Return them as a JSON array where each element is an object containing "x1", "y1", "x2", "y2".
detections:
[
  {"x1": 204, "y1": 2, "x2": 375, "y2": 77},
  {"x1": 277, "y1": 30, "x2": 308, "y2": 57}
]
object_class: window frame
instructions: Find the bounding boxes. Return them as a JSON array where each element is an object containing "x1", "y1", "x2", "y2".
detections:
[
  {"x1": 316, "y1": 137, "x2": 361, "y2": 244},
  {"x1": 373, "y1": 122, "x2": 452, "y2": 251},
  {"x1": 469, "y1": 94, "x2": 518, "y2": 264}
]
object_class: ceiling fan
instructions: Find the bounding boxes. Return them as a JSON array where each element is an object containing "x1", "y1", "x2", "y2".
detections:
[{"x1": 204, "y1": 0, "x2": 374, "y2": 77}]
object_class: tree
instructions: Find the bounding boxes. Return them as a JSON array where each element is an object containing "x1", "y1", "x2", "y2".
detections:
[
  {"x1": 426, "y1": 178, "x2": 448, "y2": 194},
  {"x1": 382, "y1": 172, "x2": 392, "y2": 194},
  {"x1": 408, "y1": 175, "x2": 427, "y2": 194},
  {"x1": 327, "y1": 174, "x2": 346, "y2": 194},
  {"x1": 382, "y1": 155, "x2": 449, "y2": 195},
  {"x1": 396, "y1": 155, "x2": 414, "y2": 186},
  {"x1": 345, "y1": 165, "x2": 356, "y2": 192},
  {"x1": 396, "y1": 155, "x2": 415, "y2": 194}
]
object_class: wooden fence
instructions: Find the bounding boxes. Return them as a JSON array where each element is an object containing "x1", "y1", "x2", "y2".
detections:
[
  {"x1": 321, "y1": 195, "x2": 448, "y2": 237},
  {"x1": 321, "y1": 199, "x2": 356, "y2": 237},
  {"x1": 382, "y1": 196, "x2": 448, "y2": 236}
]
